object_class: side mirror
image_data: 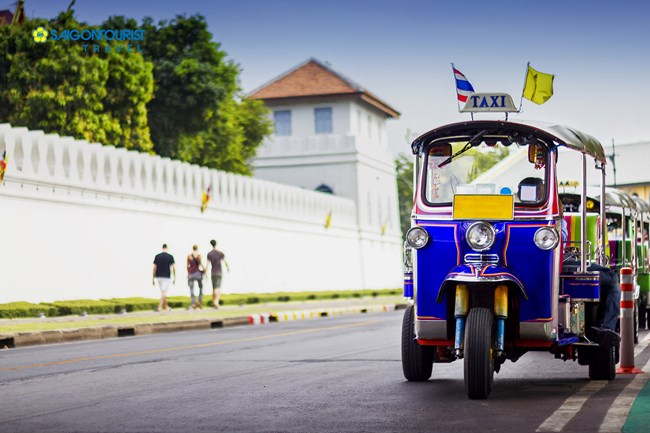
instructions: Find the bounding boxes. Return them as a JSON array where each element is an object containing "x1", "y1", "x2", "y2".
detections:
[
  {"x1": 528, "y1": 144, "x2": 537, "y2": 164},
  {"x1": 528, "y1": 144, "x2": 546, "y2": 169}
]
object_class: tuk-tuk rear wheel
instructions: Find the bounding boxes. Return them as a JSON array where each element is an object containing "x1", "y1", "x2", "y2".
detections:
[
  {"x1": 464, "y1": 307, "x2": 495, "y2": 399},
  {"x1": 588, "y1": 343, "x2": 616, "y2": 380},
  {"x1": 401, "y1": 304, "x2": 433, "y2": 381}
]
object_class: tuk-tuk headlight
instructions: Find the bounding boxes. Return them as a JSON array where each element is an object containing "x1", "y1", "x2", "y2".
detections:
[
  {"x1": 466, "y1": 222, "x2": 495, "y2": 252},
  {"x1": 406, "y1": 226, "x2": 429, "y2": 249},
  {"x1": 534, "y1": 227, "x2": 559, "y2": 250}
]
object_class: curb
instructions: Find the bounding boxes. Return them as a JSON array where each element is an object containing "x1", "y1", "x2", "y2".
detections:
[{"x1": 0, "y1": 303, "x2": 406, "y2": 349}]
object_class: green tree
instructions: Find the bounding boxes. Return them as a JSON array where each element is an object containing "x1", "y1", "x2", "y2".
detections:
[
  {"x1": 466, "y1": 146, "x2": 510, "y2": 182},
  {"x1": 395, "y1": 153, "x2": 414, "y2": 237},
  {"x1": 120, "y1": 14, "x2": 272, "y2": 174},
  {"x1": 0, "y1": 12, "x2": 153, "y2": 152}
]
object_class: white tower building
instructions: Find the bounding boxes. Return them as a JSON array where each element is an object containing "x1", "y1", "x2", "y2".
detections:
[{"x1": 250, "y1": 58, "x2": 402, "y2": 288}]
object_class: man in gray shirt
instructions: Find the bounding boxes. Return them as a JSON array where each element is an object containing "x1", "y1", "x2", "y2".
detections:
[{"x1": 207, "y1": 239, "x2": 229, "y2": 308}]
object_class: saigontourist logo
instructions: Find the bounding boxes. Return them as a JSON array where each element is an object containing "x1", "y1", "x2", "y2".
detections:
[
  {"x1": 32, "y1": 28, "x2": 145, "y2": 54},
  {"x1": 33, "y1": 27, "x2": 48, "y2": 43}
]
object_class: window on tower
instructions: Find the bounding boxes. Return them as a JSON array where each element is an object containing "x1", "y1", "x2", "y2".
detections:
[
  {"x1": 274, "y1": 110, "x2": 292, "y2": 136},
  {"x1": 315, "y1": 107, "x2": 333, "y2": 134}
]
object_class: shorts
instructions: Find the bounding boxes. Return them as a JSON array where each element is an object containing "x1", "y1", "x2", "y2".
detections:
[
  {"x1": 188, "y1": 272, "x2": 203, "y2": 282},
  {"x1": 157, "y1": 277, "x2": 171, "y2": 292},
  {"x1": 211, "y1": 274, "x2": 223, "y2": 290}
]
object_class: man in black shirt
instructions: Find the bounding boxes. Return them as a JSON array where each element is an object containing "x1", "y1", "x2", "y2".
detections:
[{"x1": 153, "y1": 244, "x2": 176, "y2": 312}]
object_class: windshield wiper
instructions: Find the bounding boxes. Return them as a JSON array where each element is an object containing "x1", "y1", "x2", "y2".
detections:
[{"x1": 437, "y1": 130, "x2": 488, "y2": 168}]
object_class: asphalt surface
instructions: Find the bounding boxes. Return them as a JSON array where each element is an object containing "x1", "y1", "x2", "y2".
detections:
[{"x1": 0, "y1": 310, "x2": 648, "y2": 433}]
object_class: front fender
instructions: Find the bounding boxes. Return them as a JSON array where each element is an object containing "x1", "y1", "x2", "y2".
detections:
[{"x1": 437, "y1": 264, "x2": 528, "y2": 303}]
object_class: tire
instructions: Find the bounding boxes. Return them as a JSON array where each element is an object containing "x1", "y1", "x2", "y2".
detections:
[
  {"x1": 401, "y1": 304, "x2": 433, "y2": 381},
  {"x1": 589, "y1": 342, "x2": 617, "y2": 380},
  {"x1": 640, "y1": 302, "x2": 647, "y2": 330},
  {"x1": 464, "y1": 307, "x2": 495, "y2": 399}
]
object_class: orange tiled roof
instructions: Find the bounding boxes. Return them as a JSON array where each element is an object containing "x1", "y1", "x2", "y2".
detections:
[{"x1": 250, "y1": 59, "x2": 400, "y2": 118}]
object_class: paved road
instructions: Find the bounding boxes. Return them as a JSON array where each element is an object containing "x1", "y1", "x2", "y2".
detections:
[{"x1": 0, "y1": 310, "x2": 648, "y2": 433}]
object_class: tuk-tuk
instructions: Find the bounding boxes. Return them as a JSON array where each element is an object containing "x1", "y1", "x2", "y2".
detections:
[
  {"x1": 559, "y1": 186, "x2": 645, "y2": 341},
  {"x1": 402, "y1": 117, "x2": 619, "y2": 399},
  {"x1": 628, "y1": 196, "x2": 650, "y2": 329}
]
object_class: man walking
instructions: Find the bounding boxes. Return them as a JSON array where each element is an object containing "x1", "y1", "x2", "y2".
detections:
[
  {"x1": 207, "y1": 239, "x2": 229, "y2": 308},
  {"x1": 153, "y1": 244, "x2": 176, "y2": 312}
]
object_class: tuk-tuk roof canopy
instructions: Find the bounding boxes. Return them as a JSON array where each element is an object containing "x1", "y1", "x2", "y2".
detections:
[
  {"x1": 560, "y1": 186, "x2": 641, "y2": 211},
  {"x1": 633, "y1": 196, "x2": 650, "y2": 213},
  {"x1": 412, "y1": 120, "x2": 607, "y2": 164},
  {"x1": 598, "y1": 188, "x2": 637, "y2": 210}
]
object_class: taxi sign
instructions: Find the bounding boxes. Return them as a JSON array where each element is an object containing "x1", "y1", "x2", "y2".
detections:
[{"x1": 461, "y1": 93, "x2": 519, "y2": 113}]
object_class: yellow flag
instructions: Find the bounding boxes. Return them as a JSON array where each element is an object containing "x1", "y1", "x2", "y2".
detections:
[
  {"x1": 324, "y1": 211, "x2": 332, "y2": 229},
  {"x1": 523, "y1": 65, "x2": 554, "y2": 105},
  {"x1": 200, "y1": 185, "x2": 212, "y2": 213}
]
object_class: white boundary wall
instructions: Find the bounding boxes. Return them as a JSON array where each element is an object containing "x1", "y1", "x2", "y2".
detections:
[{"x1": 0, "y1": 125, "x2": 402, "y2": 303}]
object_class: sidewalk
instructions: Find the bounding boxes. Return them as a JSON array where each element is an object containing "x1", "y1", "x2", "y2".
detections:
[{"x1": 0, "y1": 296, "x2": 407, "y2": 348}]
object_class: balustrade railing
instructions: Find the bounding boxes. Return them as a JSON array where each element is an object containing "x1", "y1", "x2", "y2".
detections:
[{"x1": 0, "y1": 124, "x2": 357, "y2": 227}]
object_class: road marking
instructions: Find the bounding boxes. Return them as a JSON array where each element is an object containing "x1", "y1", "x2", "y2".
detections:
[
  {"x1": 634, "y1": 331, "x2": 650, "y2": 357},
  {"x1": 536, "y1": 381, "x2": 608, "y2": 432},
  {"x1": 536, "y1": 332, "x2": 650, "y2": 433},
  {"x1": 599, "y1": 336, "x2": 650, "y2": 433},
  {"x1": 0, "y1": 320, "x2": 378, "y2": 372}
]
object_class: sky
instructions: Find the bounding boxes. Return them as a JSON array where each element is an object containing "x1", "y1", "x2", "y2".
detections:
[{"x1": 10, "y1": 0, "x2": 650, "y2": 155}]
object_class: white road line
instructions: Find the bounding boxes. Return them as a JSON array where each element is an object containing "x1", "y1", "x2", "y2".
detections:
[
  {"x1": 634, "y1": 331, "x2": 650, "y2": 357},
  {"x1": 537, "y1": 332, "x2": 650, "y2": 433},
  {"x1": 536, "y1": 381, "x2": 608, "y2": 432},
  {"x1": 599, "y1": 337, "x2": 650, "y2": 433}
]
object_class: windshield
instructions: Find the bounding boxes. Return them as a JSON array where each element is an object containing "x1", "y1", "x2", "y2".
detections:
[{"x1": 422, "y1": 139, "x2": 549, "y2": 207}]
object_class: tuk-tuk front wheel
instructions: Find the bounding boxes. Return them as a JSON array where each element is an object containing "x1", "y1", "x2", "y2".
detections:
[
  {"x1": 401, "y1": 304, "x2": 433, "y2": 381},
  {"x1": 464, "y1": 307, "x2": 495, "y2": 399}
]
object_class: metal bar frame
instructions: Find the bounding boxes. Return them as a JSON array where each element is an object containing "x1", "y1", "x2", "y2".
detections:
[{"x1": 581, "y1": 154, "x2": 587, "y2": 272}]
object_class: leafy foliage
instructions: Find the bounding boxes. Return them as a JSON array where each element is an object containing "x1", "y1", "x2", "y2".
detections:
[
  {"x1": 395, "y1": 153, "x2": 414, "y2": 236},
  {"x1": 132, "y1": 14, "x2": 272, "y2": 174},
  {"x1": 0, "y1": 12, "x2": 154, "y2": 152},
  {"x1": 465, "y1": 146, "x2": 510, "y2": 182},
  {"x1": 0, "y1": 289, "x2": 403, "y2": 318},
  {"x1": 0, "y1": 11, "x2": 272, "y2": 174}
]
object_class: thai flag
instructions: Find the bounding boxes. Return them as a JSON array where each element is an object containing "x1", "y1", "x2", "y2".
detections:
[{"x1": 453, "y1": 66, "x2": 475, "y2": 103}]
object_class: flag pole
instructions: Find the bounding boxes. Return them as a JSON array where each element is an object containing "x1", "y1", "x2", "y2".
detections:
[
  {"x1": 451, "y1": 62, "x2": 461, "y2": 113},
  {"x1": 518, "y1": 61, "x2": 530, "y2": 113}
]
